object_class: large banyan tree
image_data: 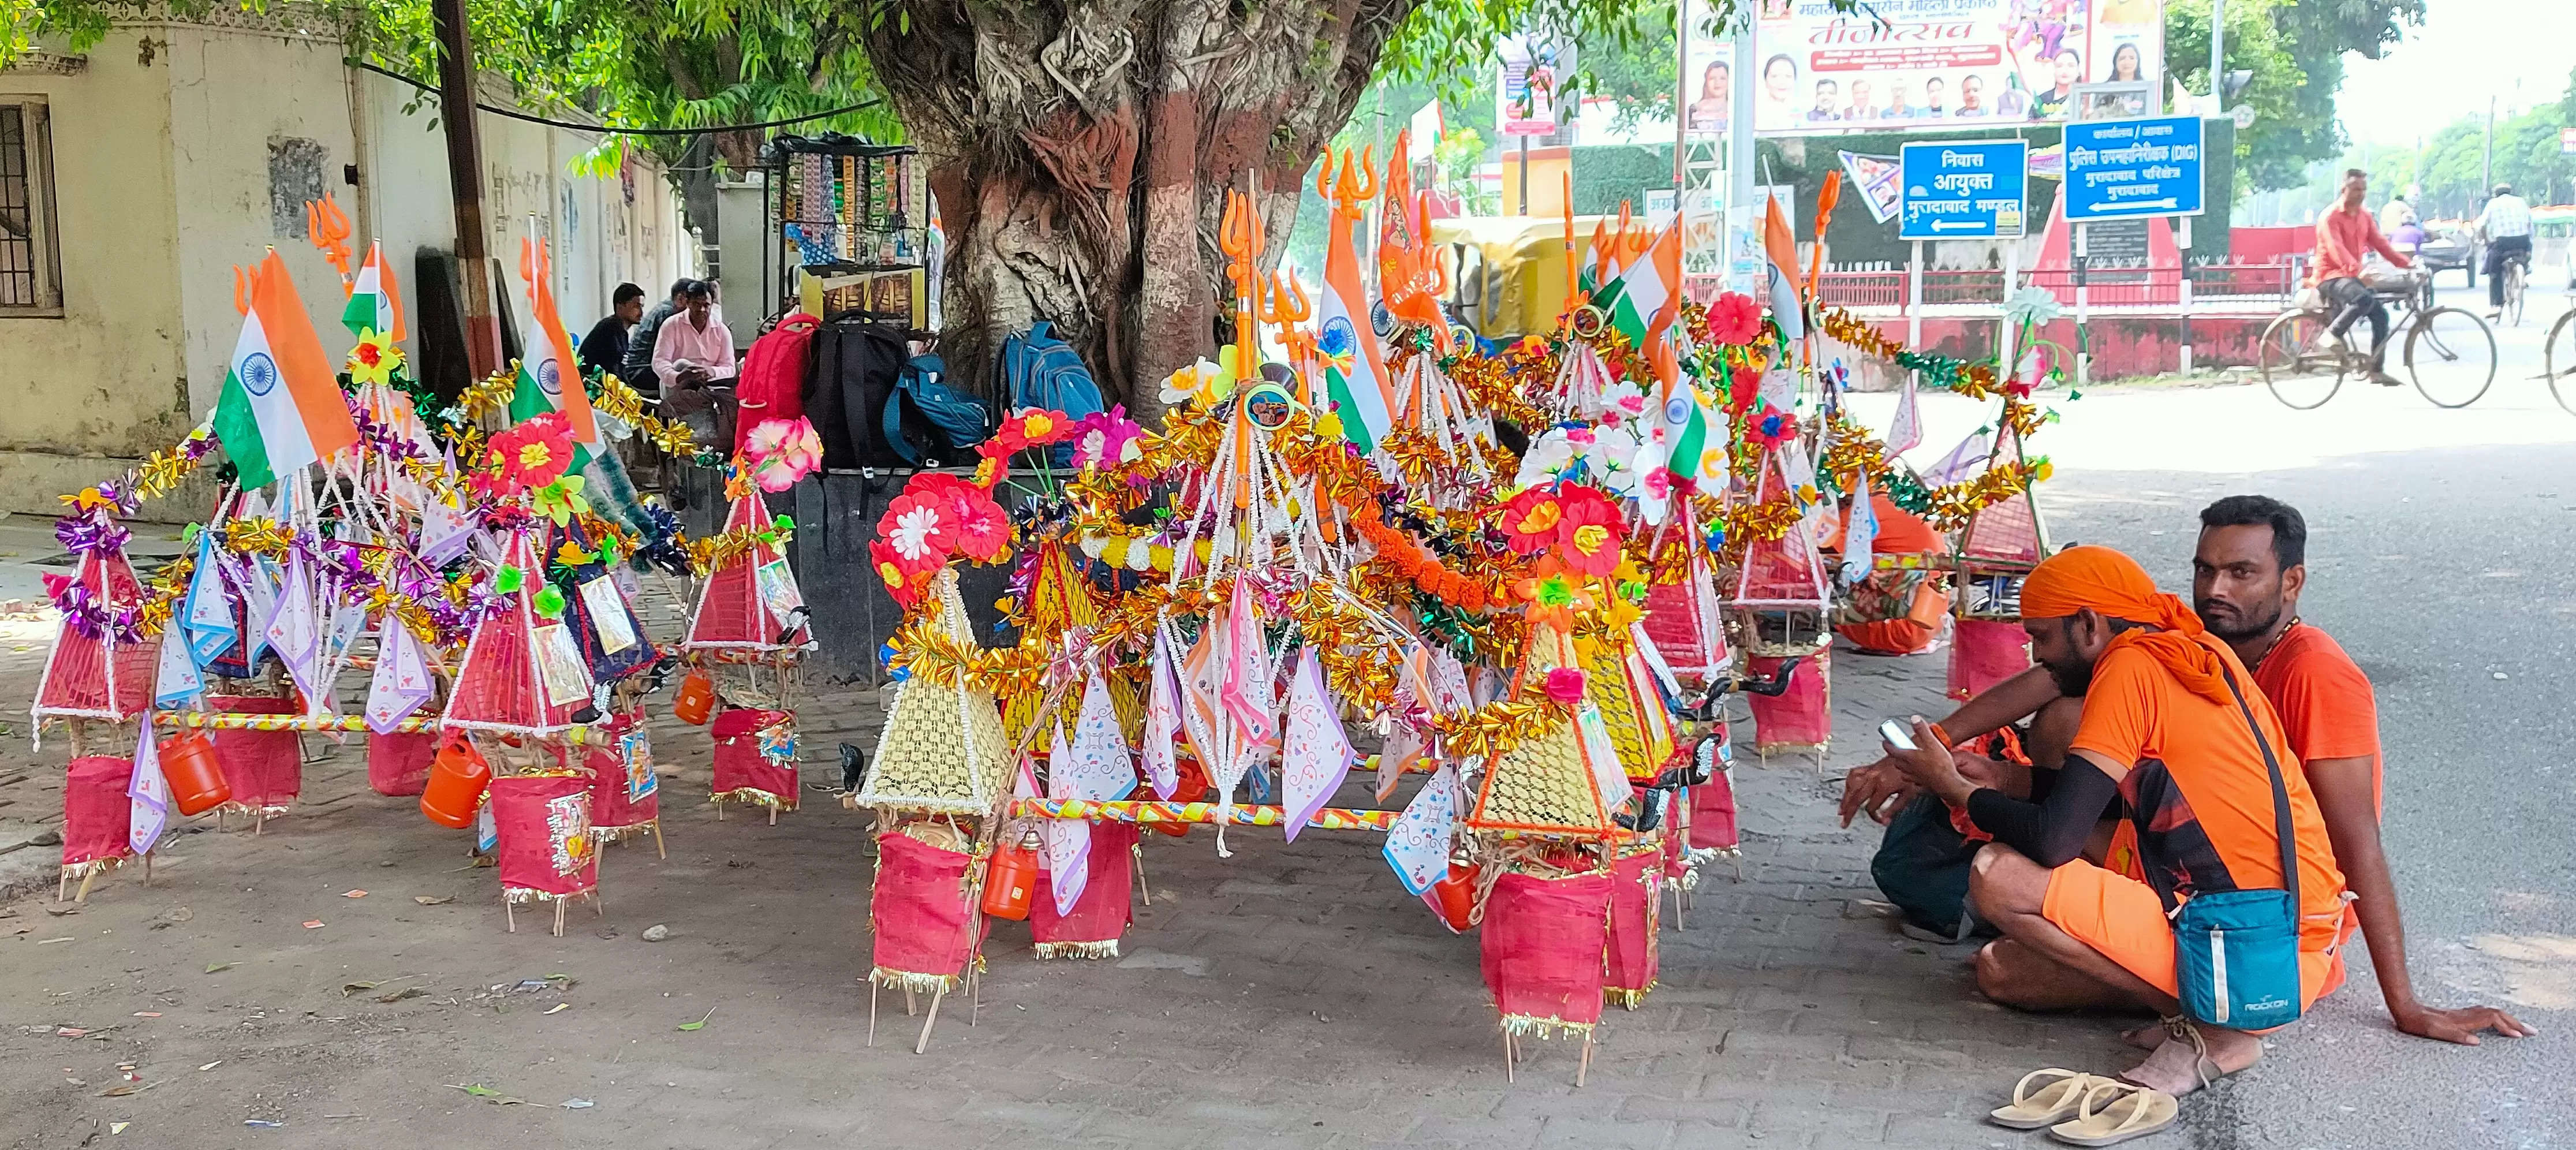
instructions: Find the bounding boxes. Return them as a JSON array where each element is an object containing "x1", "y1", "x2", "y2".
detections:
[{"x1": 850, "y1": 0, "x2": 1652, "y2": 419}]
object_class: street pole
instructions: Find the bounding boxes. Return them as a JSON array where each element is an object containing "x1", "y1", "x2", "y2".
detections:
[
  {"x1": 1518, "y1": 132, "x2": 1530, "y2": 216},
  {"x1": 2209, "y1": 0, "x2": 2223, "y2": 114},
  {"x1": 432, "y1": 0, "x2": 500, "y2": 380},
  {"x1": 1726, "y1": 14, "x2": 1759, "y2": 297},
  {"x1": 2483, "y1": 96, "x2": 2495, "y2": 196}
]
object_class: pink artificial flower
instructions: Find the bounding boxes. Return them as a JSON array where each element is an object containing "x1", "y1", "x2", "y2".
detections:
[
  {"x1": 1543, "y1": 667, "x2": 1589, "y2": 704},
  {"x1": 1069, "y1": 405, "x2": 1145, "y2": 470}
]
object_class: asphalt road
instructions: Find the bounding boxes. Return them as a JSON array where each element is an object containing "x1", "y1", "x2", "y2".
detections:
[{"x1": 1850, "y1": 353, "x2": 2576, "y2": 1147}]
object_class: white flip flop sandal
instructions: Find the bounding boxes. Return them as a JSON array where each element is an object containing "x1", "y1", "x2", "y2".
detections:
[
  {"x1": 2048, "y1": 1080, "x2": 2179, "y2": 1146},
  {"x1": 1989, "y1": 1067, "x2": 2107, "y2": 1129}
]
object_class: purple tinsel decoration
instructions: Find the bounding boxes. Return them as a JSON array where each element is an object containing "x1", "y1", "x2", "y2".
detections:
[{"x1": 54, "y1": 514, "x2": 131, "y2": 557}]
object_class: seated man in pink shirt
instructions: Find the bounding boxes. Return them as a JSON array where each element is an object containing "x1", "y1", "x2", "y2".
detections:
[{"x1": 652, "y1": 280, "x2": 737, "y2": 393}]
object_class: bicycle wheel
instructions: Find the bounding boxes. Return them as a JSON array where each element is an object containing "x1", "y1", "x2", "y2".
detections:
[
  {"x1": 2259, "y1": 311, "x2": 2343, "y2": 410},
  {"x1": 2505, "y1": 265, "x2": 2526, "y2": 327},
  {"x1": 2547, "y1": 309, "x2": 2576, "y2": 415},
  {"x1": 2406, "y1": 306, "x2": 2498, "y2": 408}
]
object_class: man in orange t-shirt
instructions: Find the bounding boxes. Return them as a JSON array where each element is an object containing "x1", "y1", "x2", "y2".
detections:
[
  {"x1": 1848, "y1": 498, "x2": 2530, "y2": 1048},
  {"x1": 1885, "y1": 545, "x2": 2346, "y2": 1094},
  {"x1": 2310, "y1": 168, "x2": 2412, "y2": 386}
]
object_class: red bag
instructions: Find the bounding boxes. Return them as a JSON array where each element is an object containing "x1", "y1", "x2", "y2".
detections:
[
  {"x1": 871, "y1": 832, "x2": 980, "y2": 983},
  {"x1": 733, "y1": 312, "x2": 820, "y2": 450},
  {"x1": 367, "y1": 731, "x2": 437, "y2": 797},
  {"x1": 208, "y1": 694, "x2": 300, "y2": 811},
  {"x1": 1031, "y1": 822, "x2": 1137, "y2": 957},
  {"x1": 1604, "y1": 847, "x2": 1660, "y2": 1003},
  {"x1": 63, "y1": 755, "x2": 136, "y2": 871},
  {"x1": 1480, "y1": 871, "x2": 1614, "y2": 1030}
]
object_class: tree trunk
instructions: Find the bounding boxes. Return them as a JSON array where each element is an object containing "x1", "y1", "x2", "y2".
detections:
[{"x1": 858, "y1": 0, "x2": 1416, "y2": 423}]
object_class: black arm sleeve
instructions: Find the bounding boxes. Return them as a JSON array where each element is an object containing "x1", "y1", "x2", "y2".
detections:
[{"x1": 1964, "y1": 760, "x2": 2121, "y2": 868}]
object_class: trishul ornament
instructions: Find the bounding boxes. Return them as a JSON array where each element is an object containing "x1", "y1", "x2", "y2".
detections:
[{"x1": 1218, "y1": 188, "x2": 1270, "y2": 384}]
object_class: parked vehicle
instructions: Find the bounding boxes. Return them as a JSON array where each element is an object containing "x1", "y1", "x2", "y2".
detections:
[{"x1": 2411, "y1": 225, "x2": 2478, "y2": 286}]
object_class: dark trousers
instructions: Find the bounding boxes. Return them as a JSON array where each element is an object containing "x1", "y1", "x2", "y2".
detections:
[
  {"x1": 2486, "y1": 234, "x2": 2532, "y2": 307},
  {"x1": 2319, "y1": 277, "x2": 2389, "y2": 370}
]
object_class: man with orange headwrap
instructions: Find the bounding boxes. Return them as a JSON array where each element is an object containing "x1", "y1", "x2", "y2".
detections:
[
  {"x1": 1883, "y1": 544, "x2": 2349, "y2": 1099},
  {"x1": 1852, "y1": 498, "x2": 2528, "y2": 1048}
]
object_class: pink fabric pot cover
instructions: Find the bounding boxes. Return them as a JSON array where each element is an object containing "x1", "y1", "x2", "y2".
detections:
[
  {"x1": 1031, "y1": 821, "x2": 1137, "y2": 947},
  {"x1": 488, "y1": 774, "x2": 598, "y2": 898},
  {"x1": 1479, "y1": 870, "x2": 1614, "y2": 1028},
  {"x1": 63, "y1": 755, "x2": 135, "y2": 868},
  {"x1": 1746, "y1": 648, "x2": 1832, "y2": 750},
  {"x1": 871, "y1": 831, "x2": 980, "y2": 979},
  {"x1": 367, "y1": 731, "x2": 437, "y2": 797},
  {"x1": 208, "y1": 694, "x2": 300, "y2": 808},
  {"x1": 1604, "y1": 847, "x2": 1660, "y2": 996},
  {"x1": 1686, "y1": 764, "x2": 1742, "y2": 852},
  {"x1": 711, "y1": 707, "x2": 797, "y2": 806},
  {"x1": 585, "y1": 712, "x2": 659, "y2": 830},
  {"x1": 1947, "y1": 618, "x2": 2032, "y2": 701}
]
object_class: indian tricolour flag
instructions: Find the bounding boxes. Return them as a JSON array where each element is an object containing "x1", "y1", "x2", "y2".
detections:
[
  {"x1": 1611, "y1": 223, "x2": 1681, "y2": 354},
  {"x1": 1318, "y1": 209, "x2": 1395, "y2": 454},
  {"x1": 508, "y1": 235, "x2": 600, "y2": 457},
  {"x1": 213, "y1": 251, "x2": 361, "y2": 490},
  {"x1": 341, "y1": 240, "x2": 405, "y2": 340}
]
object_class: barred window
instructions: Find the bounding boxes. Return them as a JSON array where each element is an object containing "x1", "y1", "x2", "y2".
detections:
[{"x1": 0, "y1": 98, "x2": 64, "y2": 314}]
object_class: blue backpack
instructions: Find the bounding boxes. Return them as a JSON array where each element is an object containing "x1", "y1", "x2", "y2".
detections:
[
  {"x1": 1000, "y1": 320, "x2": 1105, "y2": 466},
  {"x1": 881, "y1": 352, "x2": 994, "y2": 466}
]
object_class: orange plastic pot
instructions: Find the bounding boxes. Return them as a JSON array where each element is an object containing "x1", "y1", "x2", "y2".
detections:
[
  {"x1": 159, "y1": 731, "x2": 232, "y2": 816},
  {"x1": 1150, "y1": 758, "x2": 1213, "y2": 837},
  {"x1": 1431, "y1": 862, "x2": 1481, "y2": 932},
  {"x1": 980, "y1": 836, "x2": 1040, "y2": 921},
  {"x1": 419, "y1": 734, "x2": 491, "y2": 829},
  {"x1": 673, "y1": 668, "x2": 716, "y2": 726}
]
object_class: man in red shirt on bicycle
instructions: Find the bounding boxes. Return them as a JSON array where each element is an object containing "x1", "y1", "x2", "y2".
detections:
[{"x1": 2310, "y1": 168, "x2": 2413, "y2": 387}]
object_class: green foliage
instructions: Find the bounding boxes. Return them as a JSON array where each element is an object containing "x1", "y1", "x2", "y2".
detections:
[
  {"x1": 11, "y1": 0, "x2": 897, "y2": 169},
  {"x1": 2384, "y1": 102, "x2": 2573, "y2": 218},
  {"x1": 2164, "y1": 0, "x2": 2421, "y2": 195}
]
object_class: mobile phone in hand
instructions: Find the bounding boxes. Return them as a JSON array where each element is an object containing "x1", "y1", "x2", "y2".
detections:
[{"x1": 1878, "y1": 719, "x2": 1917, "y2": 751}]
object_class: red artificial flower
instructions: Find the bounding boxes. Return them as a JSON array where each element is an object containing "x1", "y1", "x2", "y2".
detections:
[
  {"x1": 1708, "y1": 292, "x2": 1763, "y2": 346},
  {"x1": 871, "y1": 540, "x2": 931, "y2": 607},
  {"x1": 1746, "y1": 402, "x2": 1797, "y2": 448},
  {"x1": 977, "y1": 406, "x2": 1076, "y2": 460},
  {"x1": 897, "y1": 472, "x2": 1011, "y2": 563},
  {"x1": 879, "y1": 490, "x2": 958, "y2": 567},
  {"x1": 1552, "y1": 487, "x2": 1625, "y2": 577},
  {"x1": 1498, "y1": 488, "x2": 1565, "y2": 556},
  {"x1": 1727, "y1": 365, "x2": 1763, "y2": 415},
  {"x1": 946, "y1": 486, "x2": 1011, "y2": 563},
  {"x1": 484, "y1": 411, "x2": 575, "y2": 493}
]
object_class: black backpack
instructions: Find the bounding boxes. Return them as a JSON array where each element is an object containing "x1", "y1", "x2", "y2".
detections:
[{"x1": 803, "y1": 317, "x2": 914, "y2": 471}]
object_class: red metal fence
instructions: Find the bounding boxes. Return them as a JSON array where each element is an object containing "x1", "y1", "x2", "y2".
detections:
[{"x1": 1813, "y1": 260, "x2": 2304, "y2": 312}]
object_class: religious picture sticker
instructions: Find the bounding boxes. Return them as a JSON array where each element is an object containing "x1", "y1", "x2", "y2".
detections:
[
  {"x1": 622, "y1": 727, "x2": 658, "y2": 801},
  {"x1": 578, "y1": 576, "x2": 637, "y2": 654},
  {"x1": 534, "y1": 623, "x2": 593, "y2": 708}
]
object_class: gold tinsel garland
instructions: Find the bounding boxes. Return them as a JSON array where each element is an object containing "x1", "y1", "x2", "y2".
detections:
[
  {"x1": 1814, "y1": 307, "x2": 2005, "y2": 398},
  {"x1": 1818, "y1": 413, "x2": 2048, "y2": 533}
]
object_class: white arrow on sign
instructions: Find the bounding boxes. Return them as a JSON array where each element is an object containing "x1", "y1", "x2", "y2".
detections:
[{"x1": 1930, "y1": 219, "x2": 1989, "y2": 231}]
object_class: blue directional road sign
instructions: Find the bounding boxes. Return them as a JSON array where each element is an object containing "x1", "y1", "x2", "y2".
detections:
[
  {"x1": 2061, "y1": 115, "x2": 2205, "y2": 222},
  {"x1": 1899, "y1": 141, "x2": 2030, "y2": 240}
]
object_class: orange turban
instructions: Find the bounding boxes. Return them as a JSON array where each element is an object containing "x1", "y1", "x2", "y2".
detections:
[{"x1": 2022, "y1": 545, "x2": 2233, "y2": 703}]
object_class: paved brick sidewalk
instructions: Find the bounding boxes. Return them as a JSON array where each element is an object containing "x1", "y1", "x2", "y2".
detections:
[{"x1": 1, "y1": 633, "x2": 2153, "y2": 1150}]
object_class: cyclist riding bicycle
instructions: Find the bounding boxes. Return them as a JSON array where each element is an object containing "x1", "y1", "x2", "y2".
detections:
[
  {"x1": 2475, "y1": 181, "x2": 2533, "y2": 320},
  {"x1": 2308, "y1": 168, "x2": 2412, "y2": 387}
]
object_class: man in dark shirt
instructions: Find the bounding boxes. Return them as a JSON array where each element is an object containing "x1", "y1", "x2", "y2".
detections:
[
  {"x1": 579, "y1": 283, "x2": 645, "y2": 383},
  {"x1": 619, "y1": 278, "x2": 693, "y2": 395}
]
